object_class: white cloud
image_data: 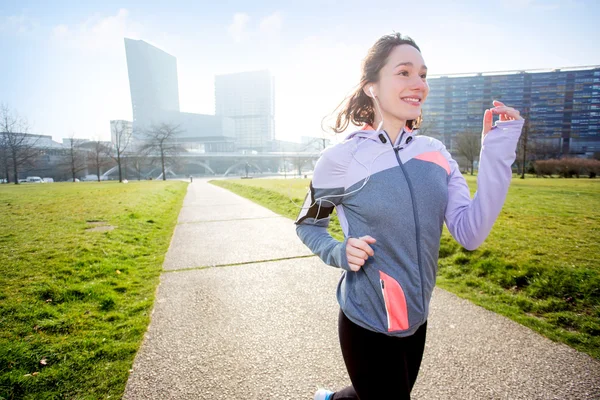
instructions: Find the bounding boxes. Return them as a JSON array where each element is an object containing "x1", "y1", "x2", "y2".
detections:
[
  {"x1": 53, "y1": 24, "x2": 68, "y2": 37},
  {"x1": 228, "y1": 13, "x2": 250, "y2": 43},
  {"x1": 40, "y1": 9, "x2": 147, "y2": 140},
  {"x1": 0, "y1": 14, "x2": 40, "y2": 35},
  {"x1": 227, "y1": 12, "x2": 283, "y2": 44},
  {"x1": 500, "y1": 0, "x2": 561, "y2": 10},
  {"x1": 501, "y1": 0, "x2": 536, "y2": 6},
  {"x1": 50, "y1": 8, "x2": 143, "y2": 51},
  {"x1": 259, "y1": 12, "x2": 283, "y2": 36}
]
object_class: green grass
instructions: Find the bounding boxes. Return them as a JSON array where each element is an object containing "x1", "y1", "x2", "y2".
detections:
[
  {"x1": 211, "y1": 176, "x2": 600, "y2": 359},
  {"x1": 0, "y1": 181, "x2": 187, "y2": 399}
]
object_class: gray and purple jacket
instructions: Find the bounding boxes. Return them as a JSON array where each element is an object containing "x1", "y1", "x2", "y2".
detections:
[{"x1": 295, "y1": 120, "x2": 524, "y2": 337}]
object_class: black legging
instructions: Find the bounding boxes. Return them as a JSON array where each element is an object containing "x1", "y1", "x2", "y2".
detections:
[{"x1": 332, "y1": 310, "x2": 427, "y2": 400}]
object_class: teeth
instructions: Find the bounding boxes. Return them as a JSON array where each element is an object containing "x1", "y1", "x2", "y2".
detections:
[{"x1": 402, "y1": 98, "x2": 420, "y2": 102}]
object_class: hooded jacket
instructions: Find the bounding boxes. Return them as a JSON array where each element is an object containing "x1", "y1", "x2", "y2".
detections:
[{"x1": 295, "y1": 119, "x2": 524, "y2": 337}]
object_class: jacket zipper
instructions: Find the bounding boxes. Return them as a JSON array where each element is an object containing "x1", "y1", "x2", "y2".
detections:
[
  {"x1": 385, "y1": 130, "x2": 427, "y2": 325},
  {"x1": 380, "y1": 279, "x2": 391, "y2": 330}
]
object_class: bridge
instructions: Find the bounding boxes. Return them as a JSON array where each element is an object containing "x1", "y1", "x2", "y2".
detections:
[{"x1": 101, "y1": 151, "x2": 322, "y2": 180}]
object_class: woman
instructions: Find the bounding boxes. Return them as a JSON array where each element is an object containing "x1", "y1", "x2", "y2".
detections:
[{"x1": 295, "y1": 32, "x2": 524, "y2": 400}]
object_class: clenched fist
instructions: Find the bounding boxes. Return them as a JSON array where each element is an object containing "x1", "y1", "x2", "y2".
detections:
[{"x1": 346, "y1": 235, "x2": 376, "y2": 272}]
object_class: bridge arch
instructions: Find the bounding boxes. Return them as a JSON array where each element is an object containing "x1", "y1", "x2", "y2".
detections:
[
  {"x1": 224, "y1": 161, "x2": 263, "y2": 177},
  {"x1": 101, "y1": 166, "x2": 119, "y2": 179},
  {"x1": 156, "y1": 168, "x2": 178, "y2": 180},
  {"x1": 185, "y1": 161, "x2": 216, "y2": 175},
  {"x1": 101, "y1": 165, "x2": 140, "y2": 179}
]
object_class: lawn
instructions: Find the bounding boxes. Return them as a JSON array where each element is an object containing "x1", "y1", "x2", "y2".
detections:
[
  {"x1": 0, "y1": 180, "x2": 187, "y2": 399},
  {"x1": 211, "y1": 176, "x2": 600, "y2": 360}
]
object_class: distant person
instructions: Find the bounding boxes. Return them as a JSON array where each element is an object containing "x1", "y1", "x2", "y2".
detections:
[
  {"x1": 189, "y1": 175, "x2": 193, "y2": 183},
  {"x1": 295, "y1": 32, "x2": 524, "y2": 400}
]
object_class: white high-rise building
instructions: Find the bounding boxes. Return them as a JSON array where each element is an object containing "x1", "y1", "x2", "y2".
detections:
[
  {"x1": 124, "y1": 38, "x2": 180, "y2": 133},
  {"x1": 110, "y1": 120, "x2": 133, "y2": 147},
  {"x1": 215, "y1": 70, "x2": 275, "y2": 152}
]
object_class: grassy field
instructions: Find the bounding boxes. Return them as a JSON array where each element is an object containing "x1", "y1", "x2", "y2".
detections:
[
  {"x1": 0, "y1": 181, "x2": 187, "y2": 400},
  {"x1": 211, "y1": 176, "x2": 600, "y2": 360}
]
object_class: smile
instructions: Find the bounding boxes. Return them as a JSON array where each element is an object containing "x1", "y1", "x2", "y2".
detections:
[{"x1": 401, "y1": 97, "x2": 421, "y2": 106}]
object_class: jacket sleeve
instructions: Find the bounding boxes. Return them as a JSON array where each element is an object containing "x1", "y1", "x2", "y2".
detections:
[
  {"x1": 443, "y1": 119, "x2": 524, "y2": 250},
  {"x1": 295, "y1": 147, "x2": 351, "y2": 271}
]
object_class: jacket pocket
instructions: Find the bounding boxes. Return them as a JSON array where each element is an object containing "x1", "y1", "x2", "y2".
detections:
[{"x1": 379, "y1": 270, "x2": 409, "y2": 332}]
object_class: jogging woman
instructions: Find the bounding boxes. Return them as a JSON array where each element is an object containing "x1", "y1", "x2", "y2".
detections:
[{"x1": 295, "y1": 32, "x2": 524, "y2": 400}]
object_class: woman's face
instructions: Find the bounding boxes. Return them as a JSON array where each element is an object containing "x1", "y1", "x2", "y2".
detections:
[{"x1": 372, "y1": 44, "x2": 429, "y2": 125}]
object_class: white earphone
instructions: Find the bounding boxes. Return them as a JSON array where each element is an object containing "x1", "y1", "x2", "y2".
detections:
[
  {"x1": 368, "y1": 85, "x2": 384, "y2": 133},
  {"x1": 369, "y1": 85, "x2": 376, "y2": 98}
]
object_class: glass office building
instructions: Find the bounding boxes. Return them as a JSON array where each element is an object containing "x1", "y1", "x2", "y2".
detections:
[
  {"x1": 422, "y1": 66, "x2": 600, "y2": 156},
  {"x1": 124, "y1": 38, "x2": 235, "y2": 152},
  {"x1": 124, "y1": 38, "x2": 181, "y2": 132},
  {"x1": 215, "y1": 70, "x2": 275, "y2": 152}
]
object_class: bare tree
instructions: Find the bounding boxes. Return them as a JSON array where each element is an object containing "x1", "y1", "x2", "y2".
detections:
[
  {"x1": 108, "y1": 121, "x2": 133, "y2": 183},
  {"x1": 129, "y1": 149, "x2": 150, "y2": 181},
  {"x1": 0, "y1": 104, "x2": 41, "y2": 184},
  {"x1": 417, "y1": 118, "x2": 441, "y2": 141},
  {"x1": 455, "y1": 131, "x2": 481, "y2": 175},
  {"x1": 88, "y1": 139, "x2": 111, "y2": 182},
  {"x1": 142, "y1": 122, "x2": 184, "y2": 181},
  {"x1": 531, "y1": 138, "x2": 561, "y2": 161},
  {"x1": 0, "y1": 130, "x2": 10, "y2": 183},
  {"x1": 63, "y1": 134, "x2": 87, "y2": 182},
  {"x1": 292, "y1": 157, "x2": 311, "y2": 177},
  {"x1": 515, "y1": 109, "x2": 532, "y2": 179}
]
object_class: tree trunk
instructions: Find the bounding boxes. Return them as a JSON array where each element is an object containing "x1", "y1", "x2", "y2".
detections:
[
  {"x1": 3, "y1": 155, "x2": 9, "y2": 184},
  {"x1": 161, "y1": 149, "x2": 166, "y2": 181},
  {"x1": 12, "y1": 149, "x2": 18, "y2": 184},
  {"x1": 71, "y1": 157, "x2": 76, "y2": 182},
  {"x1": 117, "y1": 151, "x2": 123, "y2": 183},
  {"x1": 470, "y1": 159, "x2": 474, "y2": 175},
  {"x1": 521, "y1": 141, "x2": 527, "y2": 179},
  {"x1": 96, "y1": 155, "x2": 101, "y2": 182}
]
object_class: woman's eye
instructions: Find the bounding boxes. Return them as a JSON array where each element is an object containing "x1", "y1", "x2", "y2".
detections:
[
  {"x1": 421, "y1": 74, "x2": 427, "y2": 79},
  {"x1": 397, "y1": 70, "x2": 409, "y2": 76}
]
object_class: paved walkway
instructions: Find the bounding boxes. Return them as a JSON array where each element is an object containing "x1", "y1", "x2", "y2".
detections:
[{"x1": 124, "y1": 179, "x2": 600, "y2": 400}]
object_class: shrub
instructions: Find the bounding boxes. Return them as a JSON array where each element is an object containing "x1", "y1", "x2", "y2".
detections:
[
  {"x1": 534, "y1": 159, "x2": 557, "y2": 177},
  {"x1": 534, "y1": 158, "x2": 600, "y2": 178}
]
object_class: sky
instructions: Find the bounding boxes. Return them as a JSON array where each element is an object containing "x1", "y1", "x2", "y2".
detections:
[{"x1": 1, "y1": 0, "x2": 599, "y2": 143}]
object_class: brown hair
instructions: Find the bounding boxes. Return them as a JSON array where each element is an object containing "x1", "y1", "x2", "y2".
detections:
[{"x1": 331, "y1": 33, "x2": 423, "y2": 133}]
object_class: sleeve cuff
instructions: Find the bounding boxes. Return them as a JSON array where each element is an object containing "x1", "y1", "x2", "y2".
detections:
[{"x1": 337, "y1": 237, "x2": 351, "y2": 271}]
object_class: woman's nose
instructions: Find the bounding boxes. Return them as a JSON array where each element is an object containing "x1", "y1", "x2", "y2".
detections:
[{"x1": 411, "y1": 76, "x2": 427, "y2": 90}]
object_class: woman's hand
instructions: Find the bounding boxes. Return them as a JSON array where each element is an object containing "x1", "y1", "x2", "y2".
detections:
[
  {"x1": 346, "y1": 235, "x2": 376, "y2": 272},
  {"x1": 482, "y1": 100, "x2": 523, "y2": 136}
]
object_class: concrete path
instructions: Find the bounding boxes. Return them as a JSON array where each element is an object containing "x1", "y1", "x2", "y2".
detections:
[{"x1": 124, "y1": 179, "x2": 600, "y2": 400}]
